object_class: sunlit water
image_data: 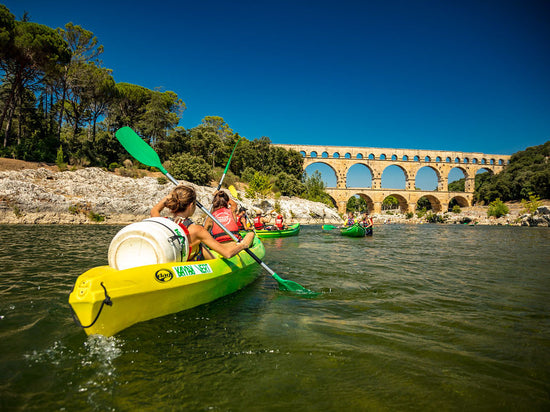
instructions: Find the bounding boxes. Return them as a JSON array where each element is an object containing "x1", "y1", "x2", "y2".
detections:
[{"x1": 1, "y1": 224, "x2": 549, "y2": 411}]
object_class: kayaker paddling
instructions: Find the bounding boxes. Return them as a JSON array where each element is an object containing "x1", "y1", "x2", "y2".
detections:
[
  {"x1": 253, "y1": 211, "x2": 271, "y2": 230},
  {"x1": 151, "y1": 185, "x2": 255, "y2": 260},
  {"x1": 204, "y1": 191, "x2": 242, "y2": 242}
]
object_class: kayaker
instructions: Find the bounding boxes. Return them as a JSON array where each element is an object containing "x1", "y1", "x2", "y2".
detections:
[
  {"x1": 360, "y1": 212, "x2": 374, "y2": 236},
  {"x1": 274, "y1": 213, "x2": 286, "y2": 230},
  {"x1": 151, "y1": 185, "x2": 255, "y2": 260},
  {"x1": 344, "y1": 212, "x2": 356, "y2": 227},
  {"x1": 204, "y1": 190, "x2": 242, "y2": 242},
  {"x1": 236, "y1": 207, "x2": 250, "y2": 231},
  {"x1": 253, "y1": 211, "x2": 271, "y2": 230}
]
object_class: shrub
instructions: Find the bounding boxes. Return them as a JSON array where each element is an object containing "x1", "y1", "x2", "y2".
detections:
[
  {"x1": 416, "y1": 207, "x2": 427, "y2": 218},
  {"x1": 426, "y1": 211, "x2": 444, "y2": 223},
  {"x1": 487, "y1": 198, "x2": 509, "y2": 218},
  {"x1": 157, "y1": 176, "x2": 168, "y2": 185},
  {"x1": 521, "y1": 193, "x2": 543, "y2": 214},
  {"x1": 452, "y1": 205, "x2": 462, "y2": 214},
  {"x1": 405, "y1": 212, "x2": 414, "y2": 219},
  {"x1": 108, "y1": 162, "x2": 120, "y2": 172},
  {"x1": 245, "y1": 171, "x2": 273, "y2": 198},
  {"x1": 241, "y1": 167, "x2": 256, "y2": 183},
  {"x1": 168, "y1": 153, "x2": 212, "y2": 186}
]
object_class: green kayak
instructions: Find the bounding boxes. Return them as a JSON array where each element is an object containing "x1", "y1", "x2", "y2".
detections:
[
  {"x1": 254, "y1": 223, "x2": 300, "y2": 238},
  {"x1": 341, "y1": 223, "x2": 366, "y2": 237}
]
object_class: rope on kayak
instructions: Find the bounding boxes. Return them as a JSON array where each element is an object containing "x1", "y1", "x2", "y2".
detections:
[{"x1": 70, "y1": 282, "x2": 113, "y2": 329}]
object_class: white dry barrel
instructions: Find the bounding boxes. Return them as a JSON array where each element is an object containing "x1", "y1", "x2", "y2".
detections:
[{"x1": 108, "y1": 217, "x2": 189, "y2": 270}]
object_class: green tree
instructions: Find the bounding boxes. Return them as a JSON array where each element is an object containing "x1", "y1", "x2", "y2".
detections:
[
  {"x1": 246, "y1": 171, "x2": 273, "y2": 198},
  {"x1": 301, "y1": 171, "x2": 333, "y2": 206},
  {"x1": 0, "y1": 16, "x2": 71, "y2": 147},
  {"x1": 168, "y1": 152, "x2": 212, "y2": 186},
  {"x1": 275, "y1": 172, "x2": 305, "y2": 197},
  {"x1": 487, "y1": 198, "x2": 509, "y2": 218},
  {"x1": 382, "y1": 196, "x2": 399, "y2": 210}
]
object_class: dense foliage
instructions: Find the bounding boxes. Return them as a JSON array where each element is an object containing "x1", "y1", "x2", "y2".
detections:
[
  {"x1": 0, "y1": 6, "x2": 306, "y2": 194},
  {"x1": 475, "y1": 141, "x2": 550, "y2": 204}
]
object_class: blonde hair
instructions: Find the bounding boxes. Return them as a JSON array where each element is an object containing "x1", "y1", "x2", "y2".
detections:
[{"x1": 164, "y1": 185, "x2": 196, "y2": 213}]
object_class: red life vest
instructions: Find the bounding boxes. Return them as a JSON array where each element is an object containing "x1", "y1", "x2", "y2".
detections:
[
  {"x1": 173, "y1": 217, "x2": 193, "y2": 260},
  {"x1": 275, "y1": 215, "x2": 284, "y2": 230},
  {"x1": 211, "y1": 207, "x2": 241, "y2": 242},
  {"x1": 254, "y1": 216, "x2": 264, "y2": 229}
]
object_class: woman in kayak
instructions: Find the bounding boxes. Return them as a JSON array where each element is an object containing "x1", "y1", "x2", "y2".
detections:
[
  {"x1": 151, "y1": 185, "x2": 254, "y2": 261},
  {"x1": 236, "y1": 207, "x2": 250, "y2": 231},
  {"x1": 204, "y1": 190, "x2": 242, "y2": 242},
  {"x1": 360, "y1": 212, "x2": 374, "y2": 236},
  {"x1": 344, "y1": 212, "x2": 356, "y2": 227},
  {"x1": 253, "y1": 211, "x2": 271, "y2": 230}
]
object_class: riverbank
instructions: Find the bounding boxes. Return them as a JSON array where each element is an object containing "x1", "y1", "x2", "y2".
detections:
[{"x1": 0, "y1": 159, "x2": 548, "y2": 226}]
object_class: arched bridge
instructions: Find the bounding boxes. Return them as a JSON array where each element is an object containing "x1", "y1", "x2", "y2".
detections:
[{"x1": 273, "y1": 143, "x2": 511, "y2": 215}]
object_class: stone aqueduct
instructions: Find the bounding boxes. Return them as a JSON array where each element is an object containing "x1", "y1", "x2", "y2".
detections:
[{"x1": 273, "y1": 144, "x2": 511, "y2": 215}]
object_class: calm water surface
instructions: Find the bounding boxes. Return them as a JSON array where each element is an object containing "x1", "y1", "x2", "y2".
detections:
[{"x1": 0, "y1": 224, "x2": 549, "y2": 411}]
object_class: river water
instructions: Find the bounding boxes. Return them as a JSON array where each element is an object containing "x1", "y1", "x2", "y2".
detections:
[{"x1": 0, "y1": 224, "x2": 549, "y2": 411}]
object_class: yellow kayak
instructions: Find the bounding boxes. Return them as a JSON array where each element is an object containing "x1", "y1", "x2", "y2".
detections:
[{"x1": 69, "y1": 236, "x2": 265, "y2": 337}]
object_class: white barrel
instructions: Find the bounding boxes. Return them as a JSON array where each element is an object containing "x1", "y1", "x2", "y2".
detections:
[{"x1": 108, "y1": 217, "x2": 189, "y2": 270}]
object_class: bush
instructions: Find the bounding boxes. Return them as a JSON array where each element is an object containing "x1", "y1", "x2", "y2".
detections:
[
  {"x1": 521, "y1": 193, "x2": 543, "y2": 214},
  {"x1": 168, "y1": 153, "x2": 212, "y2": 186},
  {"x1": 245, "y1": 171, "x2": 273, "y2": 198},
  {"x1": 108, "y1": 162, "x2": 120, "y2": 172},
  {"x1": 241, "y1": 167, "x2": 256, "y2": 183},
  {"x1": 452, "y1": 205, "x2": 462, "y2": 214},
  {"x1": 487, "y1": 198, "x2": 509, "y2": 218},
  {"x1": 426, "y1": 211, "x2": 444, "y2": 223},
  {"x1": 275, "y1": 172, "x2": 305, "y2": 197}
]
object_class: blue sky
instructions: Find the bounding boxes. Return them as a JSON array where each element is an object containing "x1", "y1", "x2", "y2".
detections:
[{"x1": 3, "y1": 0, "x2": 550, "y2": 189}]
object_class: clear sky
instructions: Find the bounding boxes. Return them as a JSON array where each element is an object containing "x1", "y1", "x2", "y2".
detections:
[{"x1": 3, "y1": 0, "x2": 550, "y2": 189}]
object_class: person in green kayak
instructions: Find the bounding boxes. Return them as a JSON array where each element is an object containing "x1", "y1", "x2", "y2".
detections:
[
  {"x1": 344, "y1": 212, "x2": 356, "y2": 227},
  {"x1": 360, "y1": 212, "x2": 374, "y2": 236},
  {"x1": 151, "y1": 185, "x2": 255, "y2": 261},
  {"x1": 253, "y1": 211, "x2": 271, "y2": 230},
  {"x1": 204, "y1": 190, "x2": 242, "y2": 242}
]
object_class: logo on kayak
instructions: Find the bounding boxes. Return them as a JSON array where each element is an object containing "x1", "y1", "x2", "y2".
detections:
[
  {"x1": 173, "y1": 263, "x2": 213, "y2": 278},
  {"x1": 155, "y1": 269, "x2": 173, "y2": 283}
]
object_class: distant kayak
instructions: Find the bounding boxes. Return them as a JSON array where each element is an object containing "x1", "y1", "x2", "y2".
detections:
[
  {"x1": 253, "y1": 223, "x2": 300, "y2": 238},
  {"x1": 340, "y1": 223, "x2": 366, "y2": 237}
]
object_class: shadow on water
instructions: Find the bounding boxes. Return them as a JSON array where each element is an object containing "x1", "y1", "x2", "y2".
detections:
[{"x1": 1, "y1": 224, "x2": 549, "y2": 410}]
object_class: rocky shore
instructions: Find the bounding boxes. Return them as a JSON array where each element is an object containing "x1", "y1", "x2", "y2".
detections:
[
  {"x1": 0, "y1": 167, "x2": 341, "y2": 225},
  {"x1": 0, "y1": 165, "x2": 548, "y2": 227}
]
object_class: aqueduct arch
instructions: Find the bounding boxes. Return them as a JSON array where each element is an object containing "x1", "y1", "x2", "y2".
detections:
[{"x1": 278, "y1": 143, "x2": 511, "y2": 214}]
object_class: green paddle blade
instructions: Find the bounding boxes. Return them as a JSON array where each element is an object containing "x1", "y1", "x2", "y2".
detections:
[
  {"x1": 115, "y1": 127, "x2": 168, "y2": 174},
  {"x1": 272, "y1": 274, "x2": 319, "y2": 296}
]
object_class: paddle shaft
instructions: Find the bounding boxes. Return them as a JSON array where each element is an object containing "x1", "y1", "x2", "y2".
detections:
[{"x1": 215, "y1": 136, "x2": 242, "y2": 192}]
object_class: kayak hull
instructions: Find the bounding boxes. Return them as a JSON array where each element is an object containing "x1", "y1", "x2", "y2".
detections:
[
  {"x1": 341, "y1": 224, "x2": 367, "y2": 237},
  {"x1": 254, "y1": 223, "x2": 300, "y2": 238},
  {"x1": 69, "y1": 237, "x2": 265, "y2": 337}
]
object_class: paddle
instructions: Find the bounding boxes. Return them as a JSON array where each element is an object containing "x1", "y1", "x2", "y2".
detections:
[
  {"x1": 215, "y1": 135, "x2": 242, "y2": 192},
  {"x1": 115, "y1": 127, "x2": 316, "y2": 295},
  {"x1": 228, "y1": 185, "x2": 256, "y2": 234}
]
